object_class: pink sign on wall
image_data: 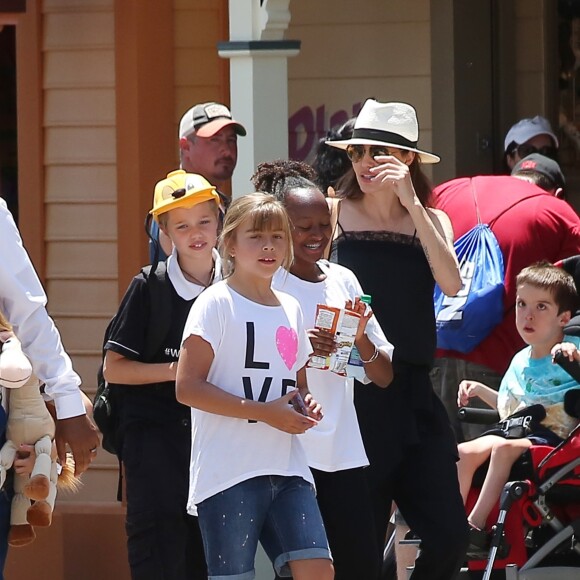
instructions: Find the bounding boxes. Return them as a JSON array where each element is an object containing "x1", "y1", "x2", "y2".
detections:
[{"x1": 288, "y1": 102, "x2": 363, "y2": 161}]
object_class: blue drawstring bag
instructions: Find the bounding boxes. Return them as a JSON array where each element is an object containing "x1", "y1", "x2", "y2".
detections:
[{"x1": 434, "y1": 186, "x2": 505, "y2": 353}]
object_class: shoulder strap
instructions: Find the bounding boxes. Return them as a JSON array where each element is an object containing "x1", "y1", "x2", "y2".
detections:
[
  {"x1": 469, "y1": 179, "x2": 483, "y2": 225},
  {"x1": 469, "y1": 179, "x2": 549, "y2": 231},
  {"x1": 141, "y1": 261, "x2": 172, "y2": 361},
  {"x1": 324, "y1": 198, "x2": 341, "y2": 260},
  {"x1": 488, "y1": 193, "x2": 547, "y2": 229}
]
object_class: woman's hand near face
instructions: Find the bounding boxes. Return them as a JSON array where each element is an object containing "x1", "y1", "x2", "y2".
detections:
[
  {"x1": 369, "y1": 154, "x2": 461, "y2": 297},
  {"x1": 369, "y1": 155, "x2": 417, "y2": 209}
]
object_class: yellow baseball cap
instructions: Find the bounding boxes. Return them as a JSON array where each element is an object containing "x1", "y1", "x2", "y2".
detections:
[{"x1": 150, "y1": 170, "x2": 220, "y2": 221}]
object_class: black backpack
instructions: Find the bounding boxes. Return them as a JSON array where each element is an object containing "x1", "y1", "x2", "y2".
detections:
[{"x1": 93, "y1": 262, "x2": 172, "y2": 456}]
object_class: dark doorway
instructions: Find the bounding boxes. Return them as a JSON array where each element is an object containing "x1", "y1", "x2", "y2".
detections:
[
  {"x1": 558, "y1": 0, "x2": 580, "y2": 208},
  {"x1": 0, "y1": 25, "x2": 17, "y2": 222}
]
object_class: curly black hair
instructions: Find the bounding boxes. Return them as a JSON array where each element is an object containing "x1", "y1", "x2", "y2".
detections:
[{"x1": 251, "y1": 159, "x2": 318, "y2": 202}]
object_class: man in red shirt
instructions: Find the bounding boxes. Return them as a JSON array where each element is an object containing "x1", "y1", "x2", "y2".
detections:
[{"x1": 431, "y1": 166, "x2": 580, "y2": 441}]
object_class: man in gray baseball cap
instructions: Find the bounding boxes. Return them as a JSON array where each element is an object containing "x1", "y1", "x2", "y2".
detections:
[
  {"x1": 179, "y1": 102, "x2": 246, "y2": 195},
  {"x1": 150, "y1": 103, "x2": 247, "y2": 259},
  {"x1": 503, "y1": 115, "x2": 559, "y2": 171}
]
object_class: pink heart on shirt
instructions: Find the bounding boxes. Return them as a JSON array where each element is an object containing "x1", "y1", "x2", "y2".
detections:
[{"x1": 276, "y1": 326, "x2": 298, "y2": 370}]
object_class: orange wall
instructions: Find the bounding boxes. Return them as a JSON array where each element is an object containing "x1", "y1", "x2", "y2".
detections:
[{"x1": 5, "y1": 1, "x2": 229, "y2": 579}]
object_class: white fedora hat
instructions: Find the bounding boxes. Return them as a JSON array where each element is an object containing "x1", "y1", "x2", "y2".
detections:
[{"x1": 326, "y1": 99, "x2": 440, "y2": 164}]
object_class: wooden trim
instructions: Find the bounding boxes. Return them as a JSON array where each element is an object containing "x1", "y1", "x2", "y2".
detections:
[
  {"x1": 217, "y1": 40, "x2": 301, "y2": 52},
  {"x1": 218, "y1": 0, "x2": 231, "y2": 197},
  {"x1": 13, "y1": 2, "x2": 44, "y2": 277},
  {"x1": 55, "y1": 501, "x2": 125, "y2": 515},
  {"x1": 0, "y1": 0, "x2": 26, "y2": 12},
  {"x1": 114, "y1": 0, "x2": 175, "y2": 297}
]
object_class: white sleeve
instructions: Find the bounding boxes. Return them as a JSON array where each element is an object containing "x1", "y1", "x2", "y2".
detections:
[
  {"x1": 0, "y1": 199, "x2": 84, "y2": 419},
  {"x1": 366, "y1": 317, "x2": 394, "y2": 359}
]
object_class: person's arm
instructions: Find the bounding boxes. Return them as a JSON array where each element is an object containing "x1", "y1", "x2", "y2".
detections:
[
  {"x1": 348, "y1": 298, "x2": 393, "y2": 387},
  {"x1": 369, "y1": 156, "x2": 461, "y2": 296},
  {"x1": 295, "y1": 366, "x2": 323, "y2": 420},
  {"x1": 0, "y1": 202, "x2": 85, "y2": 417},
  {"x1": 0, "y1": 199, "x2": 98, "y2": 474},
  {"x1": 46, "y1": 390, "x2": 93, "y2": 421},
  {"x1": 103, "y1": 272, "x2": 168, "y2": 384},
  {"x1": 176, "y1": 334, "x2": 318, "y2": 434},
  {"x1": 457, "y1": 380, "x2": 498, "y2": 409},
  {"x1": 414, "y1": 207, "x2": 461, "y2": 296},
  {"x1": 103, "y1": 350, "x2": 176, "y2": 385},
  {"x1": 355, "y1": 332, "x2": 393, "y2": 387}
]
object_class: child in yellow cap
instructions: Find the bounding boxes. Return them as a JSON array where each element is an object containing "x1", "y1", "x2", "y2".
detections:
[{"x1": 103, "y1": 170, "x2": 220, "y2": 579}]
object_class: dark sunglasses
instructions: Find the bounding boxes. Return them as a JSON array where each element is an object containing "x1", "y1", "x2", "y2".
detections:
[
  {"x1": 346, "y1": 144, "x2": 397, "y2": 163},
  {"x1": 515, "y1": 143, "x2": 558, "y2": 161}
]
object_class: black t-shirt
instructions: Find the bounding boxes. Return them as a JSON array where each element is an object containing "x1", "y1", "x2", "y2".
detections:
[{"x1": 105, "y1": 272, "x2": 195, "y2": 427}]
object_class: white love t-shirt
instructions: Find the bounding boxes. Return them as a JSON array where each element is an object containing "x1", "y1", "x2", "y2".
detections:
[{"x1": 181, "y1": 281, "x2": 313, "y2": 513}]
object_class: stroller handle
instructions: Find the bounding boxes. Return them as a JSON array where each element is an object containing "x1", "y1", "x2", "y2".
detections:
[
  {"x1": 553, "y1": 349, "x2": 580, "y2": 383},
  {"x1": 554, "y1": 350, "x2": 580, "y2": 419},
  {"x1": 457, "y1": 407, "x2": 500, "y2": 423}
]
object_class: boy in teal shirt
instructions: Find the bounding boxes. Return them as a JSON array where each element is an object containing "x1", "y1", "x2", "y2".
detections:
[{"x1": 456, "y1": 262, "x2": 580, "y2": 550}]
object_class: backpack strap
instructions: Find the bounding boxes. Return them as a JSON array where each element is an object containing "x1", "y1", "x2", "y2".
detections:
[
  {"x1": 469, "y1": 180, "x2": 483, "y2": 225},
  {"x1": 141, "y1": 261, "x2": 173, "y2": 361},
  {"x1": 144, "y1": 214, "x2": 163, "y2": 270},
  {"x1": 470, "y1": 178, "x2": 548, "y2": 230},
  {"x1": 488, "y1": 193, "x2": 547, "y2": 229}
]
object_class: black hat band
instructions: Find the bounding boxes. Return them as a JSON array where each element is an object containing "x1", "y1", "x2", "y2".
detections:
[{"x1": 352, "y1": 128, "x2": 417, "y2": 149}]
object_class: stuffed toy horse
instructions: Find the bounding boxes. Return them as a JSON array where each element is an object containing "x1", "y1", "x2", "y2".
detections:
[{"x1": 0, "y1": 332, "x2": 78, "y2": 546}]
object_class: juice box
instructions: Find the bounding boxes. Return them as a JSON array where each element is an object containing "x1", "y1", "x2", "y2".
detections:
[{"x1": 308, "y1": 304, "x2": 360, "y2": 376}]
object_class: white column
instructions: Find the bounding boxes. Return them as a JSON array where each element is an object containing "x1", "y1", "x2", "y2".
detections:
[{"x1": 219, "y1": 41, "x2": 300, "y2": 198}]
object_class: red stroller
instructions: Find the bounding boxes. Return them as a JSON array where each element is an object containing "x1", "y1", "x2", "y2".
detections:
[{"x1": 462, "y1": 384, "x2": 580, "y2": 579}]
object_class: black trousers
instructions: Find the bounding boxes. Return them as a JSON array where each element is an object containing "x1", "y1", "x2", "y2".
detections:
[
  {"x1": 381, "y1": 438, "x2": 468, "y2": 579},
  {"x1": 122, "y1": 421, "x2": 207, "y2": 580},
  {"x1": 356, "y1": 381, "x2": 469, "y2": 580},
  {"x1": 311, "y1": 467, "x2": 380, "y2": 580}
]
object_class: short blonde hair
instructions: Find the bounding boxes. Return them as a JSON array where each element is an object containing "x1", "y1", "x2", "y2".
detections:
[
  {"x1": 0, "y1": 310, "x2": 12, "y2": 333},
  {"x1": 219, "y1": 192, "x2": 294, "y2": 277}
]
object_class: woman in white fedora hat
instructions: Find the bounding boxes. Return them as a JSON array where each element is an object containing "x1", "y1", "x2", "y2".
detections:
[{"x1": 326, "y1": 99, "x2": 468, "y2": 579}]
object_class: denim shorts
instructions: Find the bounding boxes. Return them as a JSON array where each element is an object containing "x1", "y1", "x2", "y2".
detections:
[
  {"x1": 481, "y1": 425, "x2": 564, "y2": 447},
  {"x1": 197, "y1": 475, "x2": 331, "y2": 579}
]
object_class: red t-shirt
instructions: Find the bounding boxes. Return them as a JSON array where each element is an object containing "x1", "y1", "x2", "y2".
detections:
[{"x1": 432, "y1": 175, "x2": 580, "y2": 374}]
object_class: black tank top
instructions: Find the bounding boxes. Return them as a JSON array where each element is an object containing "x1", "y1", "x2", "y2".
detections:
[{"x1": 331, "y1": 230, "x2": 436, "y2": 368}]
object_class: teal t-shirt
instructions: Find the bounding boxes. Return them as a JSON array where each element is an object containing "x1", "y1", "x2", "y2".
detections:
[{"x1": 497, "y1": 335, "x2": 580, "y2": 438}]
